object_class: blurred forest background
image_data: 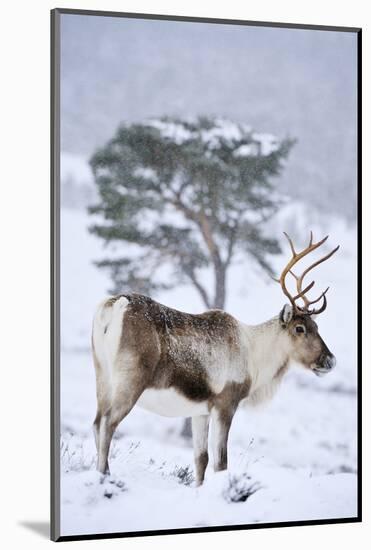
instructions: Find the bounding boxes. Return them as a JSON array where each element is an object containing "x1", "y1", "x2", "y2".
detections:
[
  {"x1": 59, "y1": 14, "x2": 358, "y2": 536},
  {"x1": 61, "y1": 15, "x2": 357, "y2": 220}
]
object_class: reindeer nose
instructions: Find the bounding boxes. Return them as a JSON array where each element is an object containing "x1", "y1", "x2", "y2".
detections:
[{"x1": 324, "y1": 354, "x2": 336, "y2": 371}]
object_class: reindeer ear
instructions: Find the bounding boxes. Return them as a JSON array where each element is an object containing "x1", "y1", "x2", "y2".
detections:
[{"x1": 280, "y1": 304, "x2": 293, "y2": 326}]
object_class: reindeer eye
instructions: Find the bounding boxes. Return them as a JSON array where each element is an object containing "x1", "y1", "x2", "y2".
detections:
[{"x1": 295, "y1": 325, "x2": 306, "y2": 334}]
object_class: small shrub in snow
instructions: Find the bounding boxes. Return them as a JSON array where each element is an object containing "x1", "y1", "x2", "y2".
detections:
[
  {"x1": 61, "y1": 439, "x2": 95, "y2": 473},
  {"x1": 223, "y1": 473, "x2": 262, "y2": 503},
  {"x1": 171, "y1": 465, "x2": 195, "y2": 486},
  {"x1": 101, "y1": 476, "x2": 127, "y2": 499}
]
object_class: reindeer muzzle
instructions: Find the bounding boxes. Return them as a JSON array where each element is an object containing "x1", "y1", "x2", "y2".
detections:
[{"x1": 313, "y1": 354, "x2": 336, "y2": 376}]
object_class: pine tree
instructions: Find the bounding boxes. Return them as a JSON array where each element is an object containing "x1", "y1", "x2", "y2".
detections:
[{"x1": 89, "y1": 116, "x2": 295, "y2": 310}]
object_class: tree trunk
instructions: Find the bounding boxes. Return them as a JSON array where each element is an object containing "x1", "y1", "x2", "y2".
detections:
[
  {"x1": 213, "y1": 262, "x2": 226, "y2": 309},
  {"x1": 180, "y1": 417, "x2": 192, "y2": 439}
]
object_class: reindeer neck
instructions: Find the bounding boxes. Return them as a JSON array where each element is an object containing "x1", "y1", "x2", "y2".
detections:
[{"x1": 239, "y1": 316, "x2": 291, "y2": 388}]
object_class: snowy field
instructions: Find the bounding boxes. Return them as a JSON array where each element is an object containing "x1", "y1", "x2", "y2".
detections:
[
  {"x1": 60, "y1": 350, "x2": 357, "y2": 536},
  {"x1": 59, "y1": 157, "x2": 358, "y2": 536}
]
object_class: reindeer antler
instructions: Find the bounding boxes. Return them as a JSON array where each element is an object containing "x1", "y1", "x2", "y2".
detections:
[{"x1": 276, "y1": 231, "x2": 339, "y2": 316}]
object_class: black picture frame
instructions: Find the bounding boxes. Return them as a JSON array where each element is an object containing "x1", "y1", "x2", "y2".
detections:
[{"x1": 51, "y1": 7, "x2": 362, "y2": 542}]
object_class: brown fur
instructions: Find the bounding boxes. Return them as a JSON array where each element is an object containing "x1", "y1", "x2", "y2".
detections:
[
  {"x1": 119, "y1": 293, "x2": 242, "y2": 404},
  {"x1": 287, "y1": 314, "x2": 331, "y2": 371},
  {"x1": 210, "y1": 381, "x2": 251, "y2": 472}
]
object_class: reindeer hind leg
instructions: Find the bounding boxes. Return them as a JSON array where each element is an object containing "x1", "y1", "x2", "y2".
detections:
[
  {"x1": 97, "y1": 357, "x2": 145, "y2": 475},
  {"x1": 92, "y1": 347, "x2": 111, "y2": 465}
]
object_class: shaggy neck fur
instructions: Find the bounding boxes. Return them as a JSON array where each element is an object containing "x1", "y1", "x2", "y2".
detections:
[{"x1": 239, "y1": 315, "x2": 291, "y2": 406}]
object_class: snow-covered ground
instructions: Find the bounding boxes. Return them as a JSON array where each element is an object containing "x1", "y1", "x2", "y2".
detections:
[
  {"x1": 60, "y1": 349, "x2": 357, "y2": 536},
  {"x1": 59, "y1": 155, "x2": 358, "y2": 536}
]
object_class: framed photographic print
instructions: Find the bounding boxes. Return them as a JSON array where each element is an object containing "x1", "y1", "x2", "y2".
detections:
[{"x1": 51, "y1": 8, "x2": 361, "y2": 542}]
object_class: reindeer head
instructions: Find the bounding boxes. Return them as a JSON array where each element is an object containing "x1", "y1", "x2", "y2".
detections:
[{"x1": 276, "y1": 232, "x2": 339, "y2": 377}]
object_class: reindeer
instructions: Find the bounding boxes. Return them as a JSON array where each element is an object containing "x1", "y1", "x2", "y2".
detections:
[{"x1": 91, "y1": 232, "x2": 339, "y2": 485}]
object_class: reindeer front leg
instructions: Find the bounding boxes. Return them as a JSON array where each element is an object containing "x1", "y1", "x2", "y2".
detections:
[
  {"x1": 192, "y1": 415, "x2": 210, "y2": 486},
  {"x1": 211, "y1": 407, "x2": 234, "y2": 472}
]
